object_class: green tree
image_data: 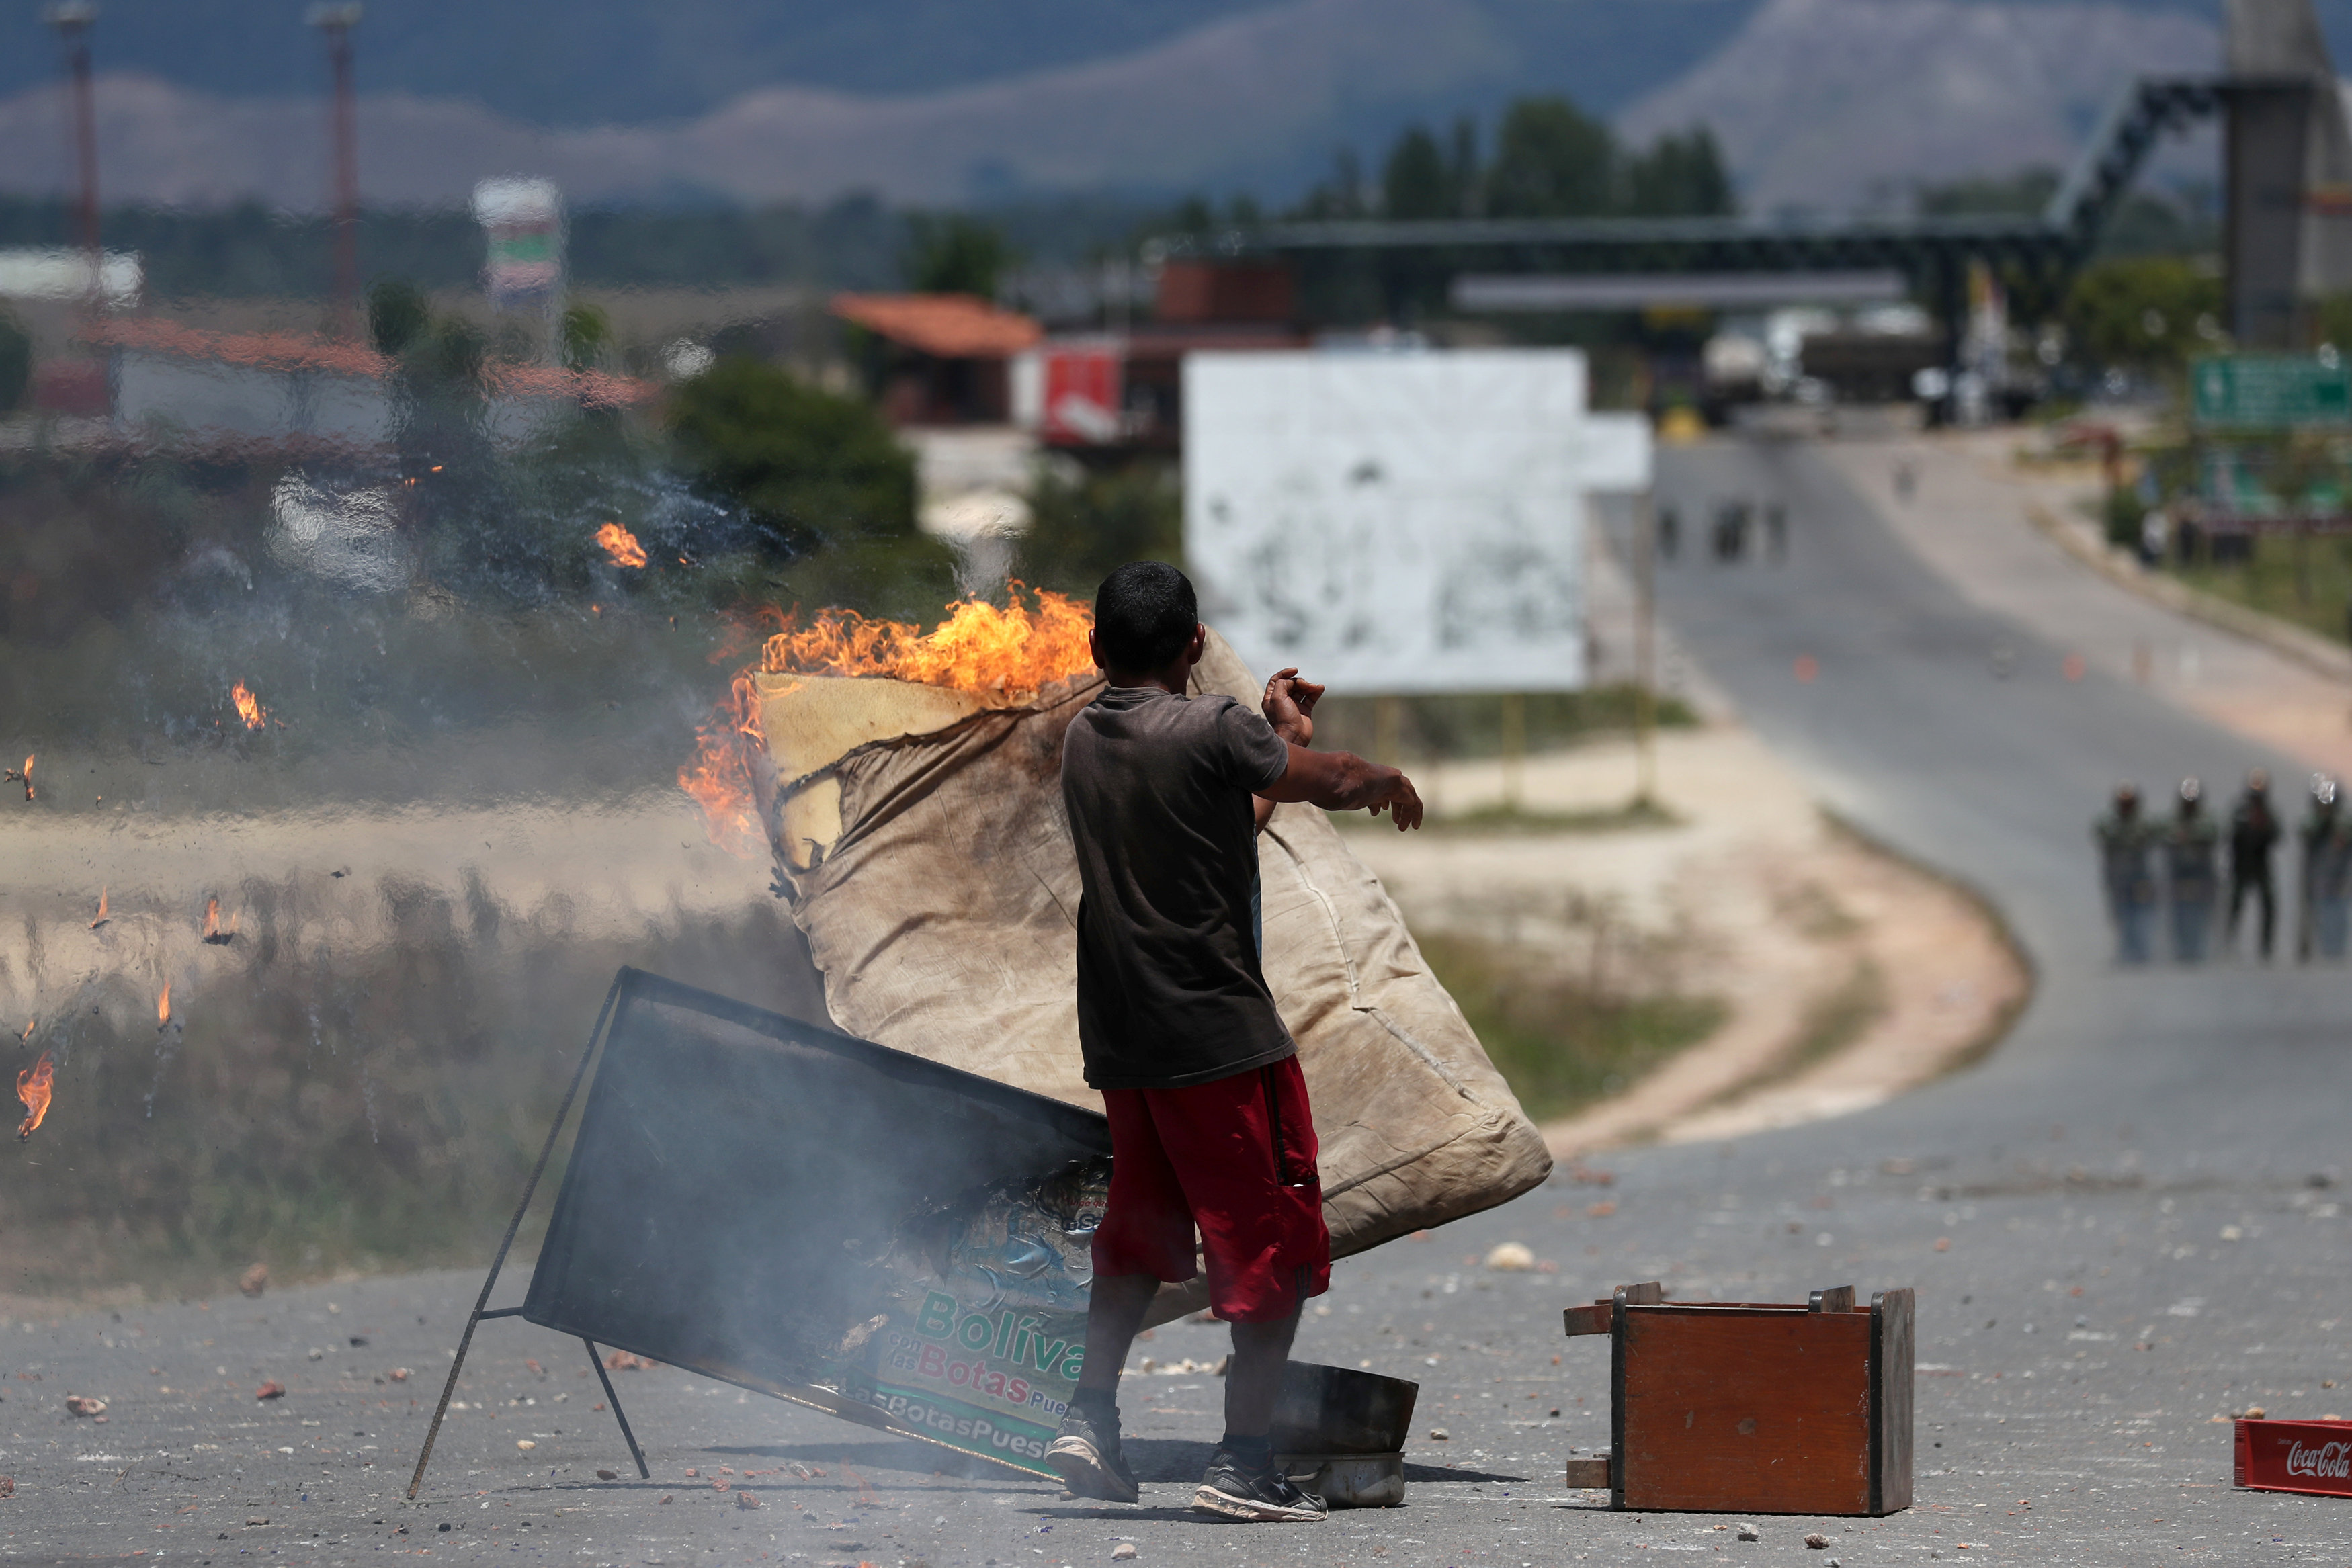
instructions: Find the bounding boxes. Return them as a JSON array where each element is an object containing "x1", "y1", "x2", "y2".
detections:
[
  {"x1": 2310, "y1": 292, "x2": 2352, "y2": 351},
  {"x1": 366, "y1": 278, "x2": 431, "y2": 357},
  {"x1": 1485, "y1": 97, "x2": 1617, "y2": 218},
  {"x1": 1018, "y1": 462, "x2": 1181, "y2": 596},
  {"x1": 1379, "y1": 118, "x2": 1481, "y2": 220},
  {"x1": 1620, "y1": 128, "x2": 1733, "y2": 217},
  {"x1": 1447, "y1": 118, "x2": 1481, "y2": 216},
  {"x1": 0, "y1": 306, "x2": 29, "y2": 414},
  {"x1": 670, "y1": 356, "x2": 918, "y2": 543},
  {"x1": 1167, "y1": 195, "x2": 1217, "y2": 234},
  {"x1": 902, "y1": 214, "x2": 1013, "y2": 297},
  {"x1": 2063, "y1": 256, "x2": 2224, "y2": 372},
  {"x1": 671, "y1": 357, "x2": 956, "y2": 616},
  {"x1": 1293, "y1": 148, "x2": 1370, "y2": 220},
  {"x1": 561, "y1": 302, "x2": 613, "y2": 372},
  {"x1": 1383, "y1": 124, "x2": 1452, "y2": 220}
]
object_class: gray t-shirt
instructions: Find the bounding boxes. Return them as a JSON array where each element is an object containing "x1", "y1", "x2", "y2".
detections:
[{"x1": 1060, "y1": 685, "x2": 1294, "y2": 1090}]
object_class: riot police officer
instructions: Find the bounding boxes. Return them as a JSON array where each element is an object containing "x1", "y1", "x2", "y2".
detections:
[
  {"x1": 2228, "y1": 769, "x2": 2281, "y2": 960},
  {"x1": 2165, "y1": 777, "x2": 2219, "y2": 962},
  {"x1": 2300, "y1": 775, "x2": 2352, "y2": 961},
  {"x1": 2095, "y1": 784, "x2": 2158, "y2": 964}
]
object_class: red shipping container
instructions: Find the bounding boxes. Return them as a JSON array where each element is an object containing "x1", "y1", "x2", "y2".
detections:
[
  {"x1": 2235, "y1": 1418, "x2": 2352, "y2": 1497},
  {"x1": 1040, "y1": 347, "x2": 1123, "y2": 446}
]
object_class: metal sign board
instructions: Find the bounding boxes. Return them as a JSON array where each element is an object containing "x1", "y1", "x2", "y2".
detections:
[
  {"x1": 2191, "y1": 353, "x2": 2352, "y2": 427},
  {"x1": 519, "y1": 969, "x2": 1109, "y2": 1477},
  {"x1": 1183, "y1": 350, "x2": 1651, "y2": 695}
]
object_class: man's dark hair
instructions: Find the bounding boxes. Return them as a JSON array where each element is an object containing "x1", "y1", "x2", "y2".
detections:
[{"x1": 1094, "y1": 562, "x2": 1198, "y2": 672}]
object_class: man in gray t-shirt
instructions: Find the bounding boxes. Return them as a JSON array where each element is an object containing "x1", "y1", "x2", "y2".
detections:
[{"x1": 1048, "y1": 562, "x2": 1423, "y2": 1522}]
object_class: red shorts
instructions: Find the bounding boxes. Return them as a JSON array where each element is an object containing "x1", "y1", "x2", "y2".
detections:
[{"x1": 1093, "y1": 1055, "x2": 1331, "y2": 1323}]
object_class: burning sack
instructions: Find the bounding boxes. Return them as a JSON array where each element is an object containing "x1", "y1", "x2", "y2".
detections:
[{"x1": 747, "y1": 609, "x2": 1550, "y2": 1280}]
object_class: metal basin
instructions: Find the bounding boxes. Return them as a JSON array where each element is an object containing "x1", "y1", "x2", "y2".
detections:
[
  {"x1": 1269, "y1": 1360, "x2": 1419, "y2": 1454},
  {"x1": 1269, "y1": 1361, "x2": 1417, "y2": 1508}
]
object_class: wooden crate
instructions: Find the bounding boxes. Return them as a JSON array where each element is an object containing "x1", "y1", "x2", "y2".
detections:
[{"x1": 1560, "y1": 1282, "x2": 1914, "y2": 1516}]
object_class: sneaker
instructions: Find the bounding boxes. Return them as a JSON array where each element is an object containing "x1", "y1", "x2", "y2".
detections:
[
  {"x1": 1191, "y1": 1449, "x2": 1327, "y2": 1522},
  {"x1": 1046, "y1": 1404, "x2": 1140, "y2": 1504}
]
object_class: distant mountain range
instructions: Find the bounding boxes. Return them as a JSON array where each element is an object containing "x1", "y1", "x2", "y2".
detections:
[
  {"x1": 0, "y1": 0, "x2": 2306, "y2": 215},
  {"x1": 0, "y1": 0, "x2": 1761, "y2": 128},
  {"x1": 1621, "y1": 0, "x2": 2222, "y2": 212}
]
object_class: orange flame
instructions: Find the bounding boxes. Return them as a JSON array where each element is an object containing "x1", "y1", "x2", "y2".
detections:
[
  {"x1": 157, "y1": 981, "x2": 171, "y2": 1029},
  {"x1": 15, "y1": 1052, "x2": 52, "y2": 1141},
  {"x1": 230, "y1": 682, "x2": 266, "y2": 731},
  {"x1": 202, "y1": 897, "x2": 220, "y2": 939},
  {"x1": 16, "y1": 1018, "x2": 32, "y2": 1043},
  {"x1": 89, "y1": 887, "x2": 108, "y2": 930},
  {"x1": 677, "y1": 673, "x2": 769, "y2": 861},
  {"x1": 595, "y1": 523, "x2": 648, "y2": 569},
  {"x1": 679, "y1": 589, "x2": 1095, "y2": 859},
  {"x1": 757, "y1": 587, "x2": 1093, "y2": 703},
  {"x1": 8, "y1": 754, "x2": 30, "y2": 801}
]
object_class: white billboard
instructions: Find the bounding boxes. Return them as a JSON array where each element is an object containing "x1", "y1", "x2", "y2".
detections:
[{"x1": 1183, "y1": 349, "x2": 1648, "y2": 695}]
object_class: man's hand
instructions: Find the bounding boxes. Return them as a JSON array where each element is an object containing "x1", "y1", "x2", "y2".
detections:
[
  {"x1": 1367, "y1": 771, "x2": 1425, "y2": 832},
  {"x1": 1263, "y1": 668, "x2": 1325, "y2": 748},
  {"x1": 1260, "y1": 745, "x2": 1425, "y2": 832}
]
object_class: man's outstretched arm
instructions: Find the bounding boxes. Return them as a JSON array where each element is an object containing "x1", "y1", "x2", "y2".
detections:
[
  {"x1": 1253, "y1": 668, "x2": 1326, "y2": 834},
  {"x1": 1258, "y1": 744, "x2": 1424, "y2": 830}
]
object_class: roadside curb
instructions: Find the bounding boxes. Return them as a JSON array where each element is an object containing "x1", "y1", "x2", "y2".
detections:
[{"x1": 2022, "y1": 500, "x2": 2352, "y2": 685}]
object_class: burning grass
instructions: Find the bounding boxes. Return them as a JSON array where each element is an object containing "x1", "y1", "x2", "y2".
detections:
[
  {"x1": 0, "y1": 877, "x2": 830, "y2": 1297},
  {"x1": 230, "y1": 682, "x2": 267, "y2": 732},
  {"x1": 595, "y1": 523, "x2": 648, "y2": 570},
  {"x1": 16, "y1": 1052, "x2": 54, "y2": 1141}
]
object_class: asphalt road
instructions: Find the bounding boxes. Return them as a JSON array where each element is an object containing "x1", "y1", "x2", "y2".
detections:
[{"x1": 5, "y1": 433, "x2": 2350, "y2": 1566}]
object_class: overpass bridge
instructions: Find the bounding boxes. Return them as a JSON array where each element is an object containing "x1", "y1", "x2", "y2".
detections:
[{"x1": 1157, "y1": 0, "x2": 2352, "y2": 355}]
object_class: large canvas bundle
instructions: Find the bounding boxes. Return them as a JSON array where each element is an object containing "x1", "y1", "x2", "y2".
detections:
[{"x1": 752, "y1": 628, "x2": 1550, "y2": 1293}]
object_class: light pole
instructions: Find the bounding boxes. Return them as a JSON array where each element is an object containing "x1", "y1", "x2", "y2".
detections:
[
  {"x1": 1634, "y1": 490, "x2": 1658, "y2": 809},
  {"x1": 308, "y1": 3, "x2": 363, "y2": 337},
  {"x1": 44, "y1": 1, "x2": 99, "y2": 305}
]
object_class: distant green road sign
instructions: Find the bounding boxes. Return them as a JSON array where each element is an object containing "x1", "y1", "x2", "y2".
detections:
[{"x1": 2191, "y1": 355, "x2": 2352, "y2": 429}]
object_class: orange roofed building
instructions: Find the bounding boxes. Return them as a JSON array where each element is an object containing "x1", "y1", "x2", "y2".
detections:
[
  {"x1": 75, "y1": 318, "x2": 657, "y2": 449},
  {"x1": 831, "y1": 292, "x2": 1042, "y2": 427}
]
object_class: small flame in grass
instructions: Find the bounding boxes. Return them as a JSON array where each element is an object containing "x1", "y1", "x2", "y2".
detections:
[
  {"x1": 595, "y1": 523, "x2": 648, "y2": 569},
  {"x1": 17, "y1": 1018, "x2": 33, "y2": 1043},
  {"x1": 89, "y1": 887, "x2": 108, "y2": 930},
  {"x1": 202, "y1": 897, "x2": 219, "y2": 940},
  {"x1": 157, "y1": 981, "x2": 171, "y2": 1029},
  {"x1": 17, "y1": 1051, "x2": 53, "y2": 1135},
  {"x1": 15, "y1": 1052, "x2": 53, "y2": 1141},
  {"x1": 231, "y1": 682, "x2": 267, "y2": 731},
  {"x1": 5, "y1": 754, "x2": 31, "y2": 801}
]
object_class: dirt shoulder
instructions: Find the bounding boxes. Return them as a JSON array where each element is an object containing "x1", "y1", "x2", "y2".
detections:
[{"x1": 1342, "y1": 724, "x2": 2029, "y2": 1158}]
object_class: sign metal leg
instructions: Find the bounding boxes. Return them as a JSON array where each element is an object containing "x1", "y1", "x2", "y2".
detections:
[
  {"x1": 584, "y1": 1338, "x2": 652, "y2": 1479},
  {"x1": 406, "y1": 973, "x2": 627, "y2": 1500}
]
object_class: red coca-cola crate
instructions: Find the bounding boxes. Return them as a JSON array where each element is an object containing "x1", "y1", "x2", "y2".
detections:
[{"x1": 2235, "y1": 1418, "x2": 2352, "y2": 1497}]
